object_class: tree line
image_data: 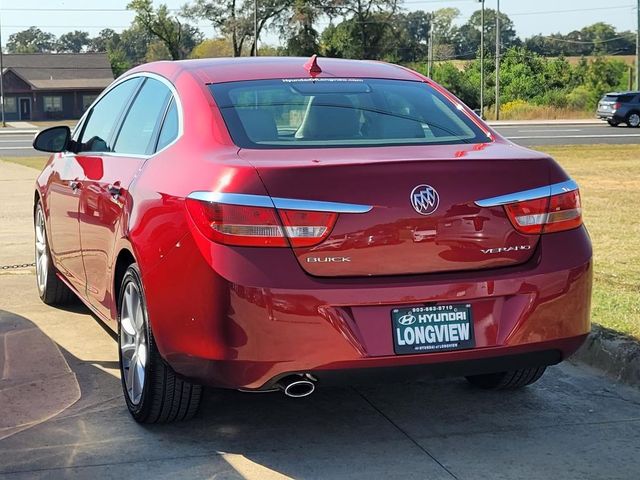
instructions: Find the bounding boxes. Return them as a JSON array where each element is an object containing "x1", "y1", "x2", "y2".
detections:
[
  {"x1": 5, "y1": 1, "x2": 636, "y2": 72},
  {"x1": 4, "y1": 0, "x2": 634, "y2": 116}
]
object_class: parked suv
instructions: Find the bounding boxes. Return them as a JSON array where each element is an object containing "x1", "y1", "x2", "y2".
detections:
[{"x1": 596, "y1": 91, "x2": 640, "y2": 127}]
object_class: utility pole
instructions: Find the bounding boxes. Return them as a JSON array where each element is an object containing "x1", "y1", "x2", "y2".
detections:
[
  {"x1": 253, "y1": 0, "x2": 258, "y2": 56},
  {"x1": 495, "y1": 0, "x2": 500, "y2": 120},
  {"x1": 0, "y1": 9, "x2": 5, "y2": 128},
  {"x1": 479, "y1": 0, "x2": 485, "y2": 118},
  {"x1": 427, "y1": 13, "x2": 434, "y2": 77},
  {"x1": 636, "y1": 0, "x2": 639, "y2": 90}
]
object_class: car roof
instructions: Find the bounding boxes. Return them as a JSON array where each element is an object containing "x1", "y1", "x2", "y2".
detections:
[
  {"x1": 605, "y1": 91, "x2": 640, "y2": 96},
  {"x1": 132, "y1": 57, "x2": 423, "y2": 84}
]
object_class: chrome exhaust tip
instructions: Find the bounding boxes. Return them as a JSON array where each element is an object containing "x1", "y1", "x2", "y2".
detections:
[{"x1": 278, "y1": 375, "x2": 316, "y2": 398}]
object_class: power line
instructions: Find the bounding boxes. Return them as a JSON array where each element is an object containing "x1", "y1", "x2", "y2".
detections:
[{"x1": 509, "y1": 5, "x2": 635, "y2": 17}]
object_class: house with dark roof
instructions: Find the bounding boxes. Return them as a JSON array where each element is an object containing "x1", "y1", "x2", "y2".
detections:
[{"x1": 1, "y1": 53, "x2": 114, "y2": 121}]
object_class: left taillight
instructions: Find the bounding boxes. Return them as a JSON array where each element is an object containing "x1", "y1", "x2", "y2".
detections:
[
  {"x1": 504, "y1": 189, "x2": 582, "y2": 235},
  {"x1": 185, "y1": 198, "x2": 337, "y2": 247}
]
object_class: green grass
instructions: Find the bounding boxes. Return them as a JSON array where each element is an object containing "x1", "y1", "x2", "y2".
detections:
[
  {"x1": 1, "y1": 156, "x2": 48, "y2": 170},
  {"x1": 534, "y1": 145, "x2": 640, "y2": 339},
  {"x1": 3, "y1": 145, "x2": 639, "y2": 338}
]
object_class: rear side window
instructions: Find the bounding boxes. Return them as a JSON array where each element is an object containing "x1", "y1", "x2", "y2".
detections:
[
  {"x1": 209, "y1": 78, "x2": 489, "y2": 149},
  {"x1": 114, "y1": 78, "x2": 171, "y2": 155},
  {"x1": 79, "y1": 78, "x2": 141, "y2": 152},
  {"x1": 155, "y1": 98, "x2": 179, "y2": 152}
]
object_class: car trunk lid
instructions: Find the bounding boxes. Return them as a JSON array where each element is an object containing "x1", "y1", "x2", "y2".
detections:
[{"x1": 239, "y1": 142, "x2": 559, "y2": 277}]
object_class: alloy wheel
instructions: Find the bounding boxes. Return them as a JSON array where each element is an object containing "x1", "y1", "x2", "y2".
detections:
[
  {"x1": 628, "y1": 113, "x2": 640, "y2": 127},
  {"x1": 120, "y1": 281, "x2": 148, "y2": 405},
  {"x1": 35, "y1": 206, "x2": 48, "y2": 294}
]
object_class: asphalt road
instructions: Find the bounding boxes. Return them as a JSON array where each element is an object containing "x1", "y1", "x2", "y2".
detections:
[
  {"x1": 1, "y1": 122, "x2": 639, "y2": 156},
  {"x1": 493, "y1": 122, "x2": 640, "y2": 146},
  {"x1": 1, "y1": 160, "x2": 640, "y2": 479}
]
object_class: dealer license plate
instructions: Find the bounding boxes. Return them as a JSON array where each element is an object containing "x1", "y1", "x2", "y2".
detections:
[{"x1": 391, "y1": 304, "x2": 475, "y2": 355}]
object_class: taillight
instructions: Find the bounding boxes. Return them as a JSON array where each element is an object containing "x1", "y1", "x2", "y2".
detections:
[
  {"x1": 185, "y1": 198, "x2": 337, "y2": 247},
  {"x1": 277, "y1": 209, "x2": 337, "y2": 247},
  {"x1": 504, "y1": 189, "x2": 582, "y2": 234},
  {"x1": 613, "y1": 102, "x2": 621, "y2": 110}
]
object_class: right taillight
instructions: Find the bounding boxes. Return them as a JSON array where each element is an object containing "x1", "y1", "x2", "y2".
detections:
[{"x1": 504, "y1": 189, "x2": 582, "y2": 234}]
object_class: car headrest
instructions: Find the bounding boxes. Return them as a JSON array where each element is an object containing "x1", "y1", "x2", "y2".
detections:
[
  {"x1": 296, "y1": 94, "x2": 360, "y2": 140},
  {"x1": 236, "y1": 109, "x2": 278, "y2": 143}
]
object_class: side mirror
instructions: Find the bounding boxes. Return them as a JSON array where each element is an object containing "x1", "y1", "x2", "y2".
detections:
[{"x1": 33, "y1": 126, "x2": 71, "y2": 153}]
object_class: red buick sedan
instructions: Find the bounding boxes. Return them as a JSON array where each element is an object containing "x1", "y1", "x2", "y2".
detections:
[{"x1": 32, "y1": 56, "x2": 592, "y2": 423}]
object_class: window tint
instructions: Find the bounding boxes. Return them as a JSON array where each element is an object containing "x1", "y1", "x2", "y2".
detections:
[
  {"x1": 79, "y1": 78, "x2": 141, "y2": 153},
  {"x1": 209, "y1": 78, "x2": 488, "y2": 149},
  {"x1": 156, "y1": 97, "x2": 179, "y2": 151},
  {"x1": 114, "y1": 78, "x2": 171, "y2": 155},
  {"x1": 606, "y1": 94, "x2": 636, "y2": 103}
]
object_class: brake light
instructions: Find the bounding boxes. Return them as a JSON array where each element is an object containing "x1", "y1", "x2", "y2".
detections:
[
  {"x1": 504, "y1": 189, "x2": 582, "y2": 234},
  {"x1": 185, "y1": 199, "x2": 337, "y2": 247},
  {"x1": 613, "y1": 102, "x2": 621, "y2": 110}
]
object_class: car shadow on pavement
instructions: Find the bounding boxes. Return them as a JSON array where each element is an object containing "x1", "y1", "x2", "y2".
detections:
[{"x1": 2, "y1": 307, "x2": 640, "y2": 479}]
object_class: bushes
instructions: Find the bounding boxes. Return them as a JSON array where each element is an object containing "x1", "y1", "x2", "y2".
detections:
[
  {"x1": 496, "y1": 100, "x2": 593, "y2": 120},
  {"x1": 420, "y1": 47, "x2": 629, "y2": 118}
]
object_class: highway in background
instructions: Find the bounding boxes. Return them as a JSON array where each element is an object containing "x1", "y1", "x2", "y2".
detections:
[{"x1": 1, "y1": 122, "x2": 639, "y2": 157}]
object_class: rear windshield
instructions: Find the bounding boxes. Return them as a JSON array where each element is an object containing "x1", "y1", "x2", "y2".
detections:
[
  {"x1": 605, "y1": 94, "x2": 636, "y2": 103},
  {"x1": 209, "y1": 78, "x2": 489, "y2": 149}
]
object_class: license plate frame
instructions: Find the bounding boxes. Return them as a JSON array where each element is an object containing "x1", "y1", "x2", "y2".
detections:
[{"x1": 391, "y1": 304, "x2": 475, "y2": 355}]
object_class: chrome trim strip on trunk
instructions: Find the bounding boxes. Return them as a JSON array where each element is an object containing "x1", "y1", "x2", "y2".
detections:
[
  {"x1": 272, "y1": 197, "x2": 372, "y2": 213},
  {"x1": 475, "y1": 180, "x2": 578, "y2": 207},
  {"x1": 187, "y1": 191, "x2": 373, "y2": 214}
]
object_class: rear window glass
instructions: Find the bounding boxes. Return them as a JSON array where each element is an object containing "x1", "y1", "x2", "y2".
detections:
[
  {"x1": 209, "y1": 78, "x2": 489, "y2": 149},
  {"x1": 605, "y1": 94, "x2": 636, "y2": 103}
]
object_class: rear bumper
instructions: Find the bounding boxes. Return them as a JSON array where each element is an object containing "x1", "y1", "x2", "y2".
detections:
[
  {"x1": 597, "y1": 111, "x2": 622, "y2": 121},
  {"x1": 143, "y1": 226, "x2": 592, "y2": 389},
  {"x1": 263, "y1": 337, "x2": 585, "y2": 389}
]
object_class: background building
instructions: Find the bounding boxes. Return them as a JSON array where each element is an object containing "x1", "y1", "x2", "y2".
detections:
[{"x1": 1, "y1": 53, "x2": 113, "y2": 121}]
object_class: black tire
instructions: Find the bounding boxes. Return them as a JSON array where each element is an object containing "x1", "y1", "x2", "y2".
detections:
[
  {"x1": 34, "y1": 200, "x2": 75, "y2": 306},
  {"x1": 465, "y1": 366, "x2": 547, "y2": 390},
  {"x1": 607, "y1": 119, "x2": 619, "y2": 127},
  {"x1": 625, "y1": 111, "x2": 640, "y2": 128},
  {"x1": 118, "y1": 263, "x2": 202, "y2": 423}
]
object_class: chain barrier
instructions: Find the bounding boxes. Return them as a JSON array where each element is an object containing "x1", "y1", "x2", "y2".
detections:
[{"x1": 0, "y1": 263, "x2": 36, "y2": 270}]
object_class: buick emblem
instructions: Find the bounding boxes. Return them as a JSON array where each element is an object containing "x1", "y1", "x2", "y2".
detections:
[{"x1": 410, "y1": 184, "x2": 439, "y2": 216}]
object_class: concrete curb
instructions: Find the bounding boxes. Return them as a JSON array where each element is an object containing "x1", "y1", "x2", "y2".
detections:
[
  {"x1": 571, "y1": 325, "x2": 640, "y2": 386},
  {"x1": 487, "y1": 119, "x2": 603, "y2": 126},
  {"x1": 0, "y1": 130, "x2": 38, "y2": 135}
]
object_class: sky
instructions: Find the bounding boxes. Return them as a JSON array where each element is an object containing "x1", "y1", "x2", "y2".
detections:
[{"x1": 0, "y1": 0, "x2": 637, "y2": 47}]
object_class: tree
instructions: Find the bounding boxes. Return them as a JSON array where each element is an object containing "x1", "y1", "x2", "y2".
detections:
[
  {"x1": 182, "y1": 0, "x2": 292, "y2": 57},
  {"x1": 128, "y1": 0, "x2": 202, "y2": 60},
  {"x1": 283, "y1": 0, "x2": 320, "y2": 56},
  {"x1": 108, "y1": 48, "x2": 133, "y2": 77},
  {"x1": 455, "y1": 9, "x2": 519, "y2": 59},
  {"x1": 329, "y1": 0, "x2": 399, "y2": 59},
  {"x1": 390, "y1": 10, "x2": 430, "y2": 62},
  {"x1": 190, "y1": 38, "x2": 235, "y2": 58},
  {"x1": 145, "y1": 40, "x2": 173, "y2": 61},
  {"x1": 89, "y1": 29, "x2": 121, "y2": 53},
  {"x1": 320, "y1": 13, "x2": 396, "y2": 60},
  {"x1": 524, "y1": 23, "x2": 635, "y2": 57},
  {"x1": 56, "y1": 30, "x2": 91, "y2": 53},
  {"x1": 120, "y1": 25, "x2": 155, "y2": 65},
  {"x1": 6, "y1": 27, "x2": 56, "y2": 53}
]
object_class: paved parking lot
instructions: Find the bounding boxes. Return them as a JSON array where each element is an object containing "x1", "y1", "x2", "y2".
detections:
[{"x1": 1, "y1": 159, "x2": 640, "y2": 479}]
